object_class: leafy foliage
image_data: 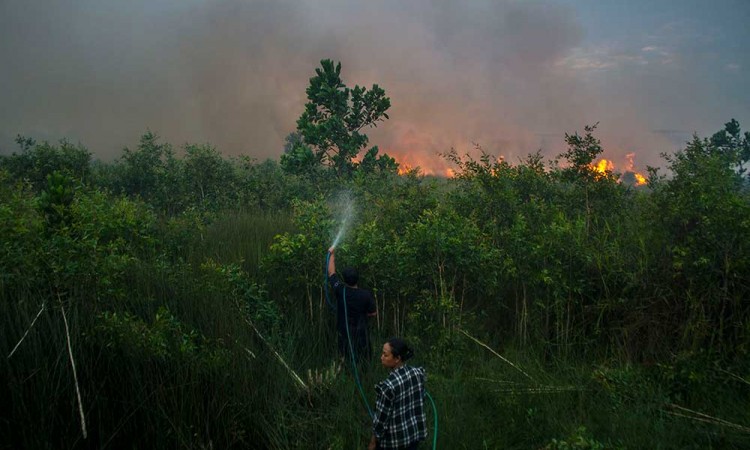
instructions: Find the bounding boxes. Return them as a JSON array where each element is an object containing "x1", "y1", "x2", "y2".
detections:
[
  {"x1": 1, "y1": 136, "x2": 92, "y2": 190},
  {"x1": 282, "y1": 59, "x2": 396, "y2": 179},
  {"x1": 648, "y1": 133, "x2": 750, "y2": 353},
  {"x1": 95, "y1": 306, "x2": 231, "y2": 366},
  {"x1": 2, "y1": 61, "x2": 750, "y2": 448},
  {"x1": 0, "y1": 170, "x2": 43, "y2": 286}
]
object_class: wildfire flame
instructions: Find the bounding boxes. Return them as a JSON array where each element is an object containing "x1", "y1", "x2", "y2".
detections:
[
  {"x1": 590, "y1": 153, "x2": 647, "y2": 186},
  {"x1": 625, "y1": 152, "x2": 647, "y2": 186},
  {"x1": 593, "y1": 159, "x2": 614, "y2": 174},
  {"x1": 391, "y1": 153, "x2": 456, "y2": 177},
  {"x1": 386, "y1": 146, "x2": 646, "y2": 186},
  {"x1": 397, "y1": 164, "x2": 413, "y2": 176}
]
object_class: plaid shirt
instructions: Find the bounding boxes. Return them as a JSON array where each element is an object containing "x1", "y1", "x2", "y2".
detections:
[{"x1": 372, "y1": 365, "x2": 427, "y2": 449}]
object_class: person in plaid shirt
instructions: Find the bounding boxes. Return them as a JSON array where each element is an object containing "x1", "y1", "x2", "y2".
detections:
[{"x1": 369, "y1": 338, "x2": 427, "y2": 450}]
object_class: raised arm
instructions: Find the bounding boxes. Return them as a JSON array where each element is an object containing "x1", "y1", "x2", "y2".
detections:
[{"x1": 327, "y1": 247, "x2": 336, "y2": 277}]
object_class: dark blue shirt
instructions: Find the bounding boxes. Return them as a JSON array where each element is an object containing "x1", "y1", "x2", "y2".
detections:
[{"x1": 329, "y1": 273, "x2": 376, "y2": 337}]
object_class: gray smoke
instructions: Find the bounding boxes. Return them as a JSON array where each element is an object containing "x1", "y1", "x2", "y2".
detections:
[{"x1": 1, "y1": 0, "x2": 745, "y2": 173}]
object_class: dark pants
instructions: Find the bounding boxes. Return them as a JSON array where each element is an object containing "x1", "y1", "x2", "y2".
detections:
[{"x1": 337, "y1": 327, "x2": 371, "y2": 362}]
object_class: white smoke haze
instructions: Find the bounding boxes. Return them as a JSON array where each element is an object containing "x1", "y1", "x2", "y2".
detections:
[{"x1": 1, "y1": 0, "x2": 748, "y2": 173}]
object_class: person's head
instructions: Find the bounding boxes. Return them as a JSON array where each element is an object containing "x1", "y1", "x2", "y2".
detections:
[
  {"x1": 341, "y1": 267, "x2": 359, "y2": 286},
  {"x1": 380, "y1": 337, "x2": 414, "y2": 370}
]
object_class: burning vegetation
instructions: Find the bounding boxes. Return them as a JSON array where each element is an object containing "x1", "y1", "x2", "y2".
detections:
[
  {"x1": 389, "y1": 151, "x2": 647, "y2": 185},
  {"x1": 590, "y1": 154, "x2": 647, "y2": 186}
]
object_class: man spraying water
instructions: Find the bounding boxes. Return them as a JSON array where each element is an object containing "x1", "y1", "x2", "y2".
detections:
[
  {"x1": 325, "y1": 201, "x2": 439, "y2": 450},
  {"x1": 327, "y1": 247, "x2": 377, "y2": 362}
]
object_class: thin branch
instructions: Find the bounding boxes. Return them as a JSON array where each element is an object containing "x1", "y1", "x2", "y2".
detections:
[
  {"x1": 236, "y1": 301, "x2": 307, "y2": 391},
  {"x1": 718, "y1": 368, "x2": 750, "y2": 386},
  {"x1": 473, "y1": 377, "x2": 526, "y2": 385},
  {"x1": 60, "y1": 297, "x2": 87, "y2": 439},
  {"x1": 7, "y1": 302, "x2": 46, "y2": 359},
  {"x1": 458, "y1": 328, "x2": 534, "y2": 381},
  {"x1": 665, "y1": 403, "x2": 750, "y2": 433},
  {"x1": 664, "y1": 410, "x2": 750, "y2": 434},
  {"x1": 492, "y1": 386, "x2": 582, "y2": 394}
]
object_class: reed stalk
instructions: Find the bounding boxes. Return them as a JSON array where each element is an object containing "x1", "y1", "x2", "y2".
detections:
[
  {"x1": 60, "y1": 297, "x2": 87, "y2": 439},
  {"x1": 459, "y1": 328, "x2": 533, "y2": 380},
  {"x1": 7, "y1": 302, "x2": 45, "y2": 359}
]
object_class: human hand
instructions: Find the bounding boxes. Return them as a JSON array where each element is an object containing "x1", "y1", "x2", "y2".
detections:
[{"x1": 328, "y1": 247, "x2": 335, "y2": 254}]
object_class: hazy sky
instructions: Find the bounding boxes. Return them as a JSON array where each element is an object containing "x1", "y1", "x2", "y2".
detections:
[{"x1": 1, "y1": 0, "x2": 748, "y2": 174}]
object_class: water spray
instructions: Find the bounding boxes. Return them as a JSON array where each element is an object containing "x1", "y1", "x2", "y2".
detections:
[{"x1": 330, "y1": 191, "x2": 355, "y2": 250}]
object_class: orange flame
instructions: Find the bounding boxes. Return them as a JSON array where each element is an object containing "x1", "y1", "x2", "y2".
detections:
[
  {"x1": 397, "y1": 164, "x2": 413, "y2": 175},
  {"x1": 390, "y1": 153, "x2": 456, "y2": 177},
  {"x1": 590, "y1": 154, "x2": 647, "y2": 186},
  {"x1": 386, "y1": 144, "x2": 646, "y2": 184},
  {"x1": 593, "y1": 159, "x2": 614, "y2": 174},
  {"x1": 625, "y1": 153, "x2": 647, "y2": 186}
]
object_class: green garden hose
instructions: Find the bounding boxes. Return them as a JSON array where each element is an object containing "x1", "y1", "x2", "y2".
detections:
[
  {"x1": 425, "y1": 391, "x2": 438, "y2": 450},
  {"x1": 342, "y1": 285, "x2": 375, "y2": 418}
]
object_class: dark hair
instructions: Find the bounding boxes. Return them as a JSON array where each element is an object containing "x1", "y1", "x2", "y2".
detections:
[
  {"x1": 386, "y1": 337, "x2": 414, "y2": 361},
  {"x1": 342, "y1": 267, "x2": 359, "y2": 286}
]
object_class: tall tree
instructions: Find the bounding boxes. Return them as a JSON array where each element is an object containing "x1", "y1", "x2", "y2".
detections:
[
  {"x1": 284, "y1": 59, "x2": 393, "y2": 177},
  {"x1": 709, "y1": 118, "x2": 750, "y2": 175},
  {"x1": 114, "y1": 131, "x2": 181, "y2": 214},
  {"x1": 650, "y1": 123, "x2": 750, "y2": 352},
  {"x1": 182, "y1": 143, "x2": 235, "y2": 207}
]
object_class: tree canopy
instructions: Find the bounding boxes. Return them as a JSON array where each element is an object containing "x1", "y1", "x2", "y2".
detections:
[{"x1": 282, "y1": 59, "x2": 396, "y2": 178}]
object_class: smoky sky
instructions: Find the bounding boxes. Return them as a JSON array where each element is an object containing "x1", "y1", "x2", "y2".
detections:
[{"x1": 1, "y1": 0, "x2": 748, "y2": 173}]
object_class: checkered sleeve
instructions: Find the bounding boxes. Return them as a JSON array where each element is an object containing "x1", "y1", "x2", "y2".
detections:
[
  {"x1": 373, "y1": 367, "x2": 427, "y2": 447},
  {"x1": 372, "y1": 381, "x2": 394, "y2": 440}
]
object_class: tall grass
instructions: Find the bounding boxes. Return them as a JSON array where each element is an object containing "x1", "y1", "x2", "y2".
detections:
[
  {"x1": 3, "y1": 208, "x2": 750, "y2": 449},
  {"x1": 194, "y1": 209, "x2": 295, "y2": 279}
]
